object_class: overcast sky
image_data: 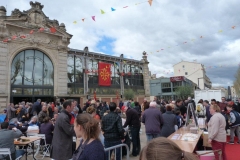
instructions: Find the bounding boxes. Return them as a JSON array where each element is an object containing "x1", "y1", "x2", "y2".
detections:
[{"x1": 2, "y1": 0, "x2": 240, "y2": 87}]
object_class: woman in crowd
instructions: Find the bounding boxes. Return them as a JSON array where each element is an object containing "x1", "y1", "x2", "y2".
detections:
[
  {"x1": 86, "y1": 106, "x2": 100, "y2": 121},
  {"x1": 40, "y1": 116, "x2": 54, "y2": 145},
  {"x1": 28, "y1": 116, "x2": 40, "y2": 127},
  {"x1": 139, "y1": 137, "x2": 198, "y2": 160},
  {"x1": 72, "y1": 113, "x2": 105, "y2": 160},
  {"x1": 208, "y1": 104, "x2": 227, "y2": 160},
  {"x1": 160, "y1": 104, "x2": 177, "y2": 137}
]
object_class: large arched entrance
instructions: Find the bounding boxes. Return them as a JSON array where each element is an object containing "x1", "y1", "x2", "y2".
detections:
[{"x1": 10, "y1": 49, "x2": 54, "y2": 104}]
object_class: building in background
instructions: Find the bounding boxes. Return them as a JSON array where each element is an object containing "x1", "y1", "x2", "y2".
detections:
[
  {"x1": 173, "y1": 61, "x2": 212, "y2": 89},
  {"x1": 150, "y1": 76, "x2": 197, "y2": 101},
  {"x1": 231, "y1": 86, "x2": 238, "y2": 101},
  {"x1": 0, "y1": 2, "x2": 150, "y2": 111}
]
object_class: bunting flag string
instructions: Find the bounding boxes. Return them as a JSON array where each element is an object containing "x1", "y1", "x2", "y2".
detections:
[
  {"x1": 146, "y1": 24, "x2": 240, "y2": 55},
  {"x1": 73, "y1": 0, "x2": 152, "y2": 23},
  {"x1": 152, "y1": 62, "x2": 240, "y2": 76},
  {"x1": 1, "y1": 27, "x2": 57, "y2": 43}
]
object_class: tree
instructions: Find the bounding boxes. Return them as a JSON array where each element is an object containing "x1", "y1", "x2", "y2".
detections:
[
  {"x1": 175, "y1": 85, "x2": 194, "y2": 100},
  {"x1": 124, "y1": 89, "x2": 134, "y2": 100},
  {"x1": 233, "y1": 67, "x2": 240, "y2": 97}
]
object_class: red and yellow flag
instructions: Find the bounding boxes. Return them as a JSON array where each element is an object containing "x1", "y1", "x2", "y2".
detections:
[{"x1": 98, "y1": 62, "x2": 111, "y2": 86}]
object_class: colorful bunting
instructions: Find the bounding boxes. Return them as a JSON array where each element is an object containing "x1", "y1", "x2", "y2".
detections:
[
  {"x1": 200, "y1": 36, "x2": 203, "y2": 38},
  {"x1": 111, "y1": 7, "x2": 116, "y2": 11},
  {"x1": 92, "y1": 16, "x2": 96, "y2": 21},
  {"x1": 218, "y1": 30, "x2": 223, "y2": 33},
  {"x1": 73, "y1": 21, "x2": 77, "y2": 24},
  {"x1": 3, "y1": 38, "x2": 10, "y2": 43},
  {"x1": 232, "y1": 26, "x2": 236, "y2": 29},
  {"x1": 50, "y1": 27, "x2": 56, "y2": 33},
  {"x1": 101, "y1": 9, "x2": 105, "y2": 14},
  {"x1": 82, "y1": 19, "x2": 85, "y2": 22},
  {"x1": 39, "y1": 27, "x2": 44, "y2": 32},
  {"x1": 148, "y1": 0, "x2": 153, "y2": 6},
  {"x1": 20, "y1": 35, "x2": 26, "y2": 39},
  {"x1": 29, "y1": 30, "x2": 34, "y2": 34},
  {"x1": 123, "y1": 6, "x2": 128, "y2": 8},
  {"x1": 11, "y1": 35, "x2": 17, "y2": 40}
]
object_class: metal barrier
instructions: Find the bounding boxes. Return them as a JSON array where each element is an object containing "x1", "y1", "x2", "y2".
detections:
[{"x1": 104, "y1": 144, "x2": 130, "y2": 160}]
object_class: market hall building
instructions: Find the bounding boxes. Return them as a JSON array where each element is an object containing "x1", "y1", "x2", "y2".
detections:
[{"x1": 0, "y1": 2, "x2": 150, "y2": 111}]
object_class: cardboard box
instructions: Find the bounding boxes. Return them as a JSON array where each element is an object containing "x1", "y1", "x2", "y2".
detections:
[
  {"x1": 203, "y1": 132, "x2": 212, "y2": 147},
  {"x1": 196, "y1": 151, "x2": 215, "y2": 160}
]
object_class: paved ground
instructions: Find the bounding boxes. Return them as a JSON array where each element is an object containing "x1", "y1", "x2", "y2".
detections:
[{"x1": 23, "y1": 125, "x2": 147, "y2": 160}]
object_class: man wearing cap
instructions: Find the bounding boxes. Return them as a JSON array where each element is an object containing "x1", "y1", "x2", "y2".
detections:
[
  {"x1": 122, "y1": 102, "x2": 141, "y2": 157},
  {"x1": 142, "y1": 101, "x2": 163, "y2": 142}
]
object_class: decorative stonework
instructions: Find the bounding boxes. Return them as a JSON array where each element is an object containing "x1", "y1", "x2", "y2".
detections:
[{"x1": 0, "y1": 1, "x2": 72, "y2": 109}]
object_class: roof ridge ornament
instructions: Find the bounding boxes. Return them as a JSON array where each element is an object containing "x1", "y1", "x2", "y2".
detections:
[{"x1": 30, "y1": 1, "x2": 44, "y2": 10}]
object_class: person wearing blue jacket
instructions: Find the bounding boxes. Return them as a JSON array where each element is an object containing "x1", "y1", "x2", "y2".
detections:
[{"x1": 227, "y1": 105, "x2": 240, "y2": 144}]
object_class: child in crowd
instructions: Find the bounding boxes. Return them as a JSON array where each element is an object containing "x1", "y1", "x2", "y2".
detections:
[
  {"x1": 175, "y1": 111, "x2": 184, "y2": 129},
  {"x1": 226, "y1": 105, "x2": 240, "y2": 144}
]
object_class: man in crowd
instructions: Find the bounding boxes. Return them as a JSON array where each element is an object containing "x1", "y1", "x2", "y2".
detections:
[
  {"x1": 73, "y1": 100, "x2": 82, "y2": 114},
  {"x1": 203, "y1": 100, "x2": 212, "y2": 124},
  {"x1": 142, "y1": 101, "x2": 163, "y2": 142},
  {"x1": 17, "y1": 105, "x2": 25, "y2": 122},
  {"x1": 6, "y1": 103, "x2": 17, "y2": 121},
  {"x1": 51, "y1": 100, "x2": 75, "y2": 160},
  {"x1": 101, "y1": 102, "x2": 124, "y2": 160},
  {"x1": 0, "y1": 122, "x2": 24, "y2": 160},
  {"x1": 56, "y1": 102, "x2": 62, "y2": 112},
  {"x1": 31, "y1": 99, "x2": 41, "y2": 116},
  {"x1": 38, "y1": 104, "x2": 48, "y2": 124},
  {"x1": 122, "y1": 102, "x2": 141, "y2": 157},
  {"x1": 219, "y1": 97, "x2": 227, "y2": 113}
]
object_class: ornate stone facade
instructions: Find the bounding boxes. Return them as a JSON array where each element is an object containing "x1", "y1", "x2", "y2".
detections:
[
  {"x1": 0, "y1": 2, "x2": 150, "y2": 111},
  {"x1": 0, "y1": 2, "x2": 72, "y2": 111}
]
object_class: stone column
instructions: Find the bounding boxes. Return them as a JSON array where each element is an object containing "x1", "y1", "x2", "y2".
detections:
[
  {"x1": 57, "y1": 51, "x2": 68, "y2": 96},
  {"x1": 0, "y1": 42, "x2": 8, "y2": 111},
  {"x1": 141, "y1": 51, "x2": 150, "y2": 98}
]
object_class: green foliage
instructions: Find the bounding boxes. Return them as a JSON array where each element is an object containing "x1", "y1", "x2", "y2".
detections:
[
  {"x1": 124, "y1": 89, "x2": 135, "y2": 100},
  {"x1": 175, "y1": 85, "x2": 194, "y2": 100}
]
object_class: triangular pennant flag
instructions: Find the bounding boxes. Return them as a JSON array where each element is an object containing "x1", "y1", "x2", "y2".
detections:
[
  {"x1": 20, "y1": 35, "x2": 26, "y2": 39},
  {"x1": 73, "y1": 21, "x2": 77, "y2": 24},
  {"x1": 200, "y1": 36, "x2": 203, "y2": 38},
  {"x1": 218, "y1": 30, "x2": 223, "y2": 33},
  {"x1": 232, "y1": 26, "x2": 236, "y2": 29},
  {"x1": 148, "y1": 0, "x2": 153, "y2": 6},
  {"x1": 39, "y1": 27, "x2": 44, "y2": 32},
  {"x1": 11, "y1": 35, "x2": 17, "y2": 40},
  {"x1": 123, "y1": 6, "x2": 128, "y2": 8},
  {"x1": 82, "y1": 19, "x2": 85, "y2": 22},
  {"x1": 3, "y1": 38, "x2": 10, "y2": 43},
  {"x1": 50, "y1": 27, "x2": 56, "y2": 33},
  {"x1": 111, "y1": 7, "x2": 116, "y2": 11},
  {"x1": 101, "y1": 9, "x2": 105, "y2": 14},
  {"x1": 30, "y1": 30, "x2": 34, "y2": 34},
  {"x1": 92, "y1": 16, "x2": 96, "y2": 21}
]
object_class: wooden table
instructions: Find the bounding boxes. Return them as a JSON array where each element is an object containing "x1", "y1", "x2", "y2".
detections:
[
  {"x1": 14, "y1": 136, "x2": 41, "y2": 160},
  {"x1": 168, "y1": 127, "x2": 203, "y2": 153}
]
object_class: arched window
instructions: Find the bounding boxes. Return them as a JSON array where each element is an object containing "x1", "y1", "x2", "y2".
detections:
[{"x1": 11, "y1": 50, "x2": 54, "y2": 97}]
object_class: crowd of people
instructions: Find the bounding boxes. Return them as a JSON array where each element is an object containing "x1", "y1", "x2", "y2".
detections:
[{"x1": 0, "y1": 96, "x2": 240, "y2": 160}]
